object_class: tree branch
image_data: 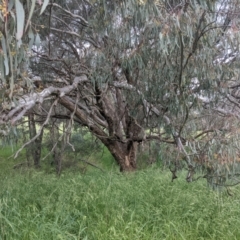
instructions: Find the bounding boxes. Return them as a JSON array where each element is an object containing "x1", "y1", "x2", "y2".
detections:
[
  {"x1": 0, "y1": 75, "x2": 88, "y2": 125},
  {"x1": 51, "y1": 3, "x2": 89, "y2": 26},
  {"x1": 194, "y1": 129, "x2": 215, "y2": 139},
  {"x1": 50, "y1": 27, "x2": 100, "y2": 48}
]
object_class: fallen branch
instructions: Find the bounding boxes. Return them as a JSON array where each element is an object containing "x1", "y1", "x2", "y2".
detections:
[
  {"x1": 79, "y1": 158, "x2": 105, "y2": 172},
  {"x1": 13, "y1": 161, "x2": 30, "y2": 169}
]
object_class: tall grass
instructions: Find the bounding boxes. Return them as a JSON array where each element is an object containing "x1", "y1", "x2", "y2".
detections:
[
  {"x1": 1, "y1": 168, "x2": 240, "y2": 239},
  {"x1": 0, "y1": 145, "x2": 27, "y2": 176}
]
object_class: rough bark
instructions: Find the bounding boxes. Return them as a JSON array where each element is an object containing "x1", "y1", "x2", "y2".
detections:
[
  {"x1": 106, "y1": 141, "x2": 137, "y2": 172},
  {"x1": 58, "y1": 94, "x2": 143, "y2": 172},
  {"x1": 28, "y1": 113, "x2": 43, "y2": 168}
]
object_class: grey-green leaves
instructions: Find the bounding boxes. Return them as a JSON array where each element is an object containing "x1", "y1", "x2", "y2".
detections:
[
  {"x1": 15, "y1": 0, "x2": 25, "y2": 40},
  {"x1": 28, "y1": 27, "x2": 35, "y2": 49},
  {"x1": 1, "y1": 36, "x2": 9, "y2": 76},
  {"x1": 40, "y1": 0, "x2": 49, "y2": 15},
  {"x1": 35, "y1": 33, "x2": 41, "y2": 47},
  {"x1": 25, "y1": 0, "x2": 36, "y2": 31},
  {"x1": 0, "y1": 0, "x2": 48, "y2": 103}
]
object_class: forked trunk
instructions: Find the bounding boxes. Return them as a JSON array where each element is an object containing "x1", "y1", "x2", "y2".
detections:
[
  {"x1": 106, "y1": 141, "x2": 137, "y2": 172},
  {"x1": 59, "y1": 96, "x2": 142, "y2": 172}
]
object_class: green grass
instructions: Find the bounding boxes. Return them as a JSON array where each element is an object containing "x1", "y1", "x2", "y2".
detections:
[
  {"x1": 0, "y1": 145, "x2": 27, "y2": 176},
  {"x1": 1, "y1": 168, "x2": 240, "y2": 239}
]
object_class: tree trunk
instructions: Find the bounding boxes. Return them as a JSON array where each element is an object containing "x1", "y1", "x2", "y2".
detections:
[
  {"x1": 105, "y1": 141, "x2": 138, "y2": 172},
  {"x1": 59, "y1": 96, "x2": 143, "y2": 172},
  {"x1": 53, "y1": 147, "x2": 63, "y2": 176},
  {"x1": 34, "y1": 130, "x2": 43, "y2": 168},
  {"x1": 49, "y1": 122, "x2": 63, "y2": 176},
  {"x1": 28, "y1": 113, "x2": 43, "y2": 168}
]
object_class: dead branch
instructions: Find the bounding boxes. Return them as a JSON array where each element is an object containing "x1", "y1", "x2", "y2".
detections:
[{"x1": 79, "y1": 158, "x2": 105, "y2": 172}]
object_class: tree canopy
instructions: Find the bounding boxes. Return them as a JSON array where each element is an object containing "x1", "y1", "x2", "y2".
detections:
[{"x1": 1, "y1": 0, "x2": 240, "y2": 183}]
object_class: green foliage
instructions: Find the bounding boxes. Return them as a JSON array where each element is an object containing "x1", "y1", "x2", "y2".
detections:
[
  {"x1": 15, "y1": 0, "x2": 25, "y2": 40},
  {"x1": 1, "y1": 169, "x2": 240, "y2": 239},
  {"x1": 0, "y1": 0, "x2": 48, "y2": 103}
]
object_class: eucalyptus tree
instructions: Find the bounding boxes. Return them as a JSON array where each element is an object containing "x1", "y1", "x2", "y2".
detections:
[{"x1": 1, "y1": 0, "x2": 240, "y2": 177}]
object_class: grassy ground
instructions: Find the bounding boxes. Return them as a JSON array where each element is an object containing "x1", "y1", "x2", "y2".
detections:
[{"x1": 1, "y1": 166, "x2": 240, "y2": 240}]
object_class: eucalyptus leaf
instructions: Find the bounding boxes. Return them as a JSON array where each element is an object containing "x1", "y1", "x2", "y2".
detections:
[
  {"x1": 0, "y1": 12, "x2": 3, "y2": 21},
  {"x1": 1, "y1": 36, "x2": 9, "y2": 76},
  {"x1": 35, "y1": 33, "x2": 41, "y2": 47},
  {"x1": 25, "y1": 0, "x2": 36, "y2": 31},
  {"x1": 15, "y1": 0, "x2": 25, "y2": 40},
  {"x1": 28, "y1": 27, "x2": 35, "y2": 49},
  {"x1": 8, "y1": 0, "x2": 15, "y2": 11},
  {"x1": 40, "y1": 0, "x2": 49, "y2": 15},
  {"x1": 0, "y1": 56, "x2": 6, "y2": 84}
]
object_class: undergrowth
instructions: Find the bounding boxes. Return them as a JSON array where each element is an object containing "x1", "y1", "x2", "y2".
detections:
[{"x1": 1, "y1": 168, "x2": 240, "y2": 239}]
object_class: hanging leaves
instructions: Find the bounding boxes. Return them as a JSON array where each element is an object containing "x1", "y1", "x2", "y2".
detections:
[
  {"x1": 1, "y1": 35, "x2": 9, "y2": 76},
  {"x1": 28, "y1": 27, "x2": 35, "y2": 49},
  {"x1": 35, "y1": 33, "x2": 41, "y2": 47},
  {"x1": 15, "y1": 0, "x2": 25, "y2": 40},
  {"x1": 40, "y1": 0, "x2": 49, "y2": 15},
  {"x1": 0, "y1": 0, "x2": 48, "y2": 103},
  {"x1": 8, "y1": 0, "x2": 14, "y2": 12},
  {"x1": 25, "y1": 0, "x2": 36, "y2": 31}
]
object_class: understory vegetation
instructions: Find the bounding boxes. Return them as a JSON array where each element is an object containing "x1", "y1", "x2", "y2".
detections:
[{"x1": 1, "y1": 150, "x2": 240, "y2": 240}]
